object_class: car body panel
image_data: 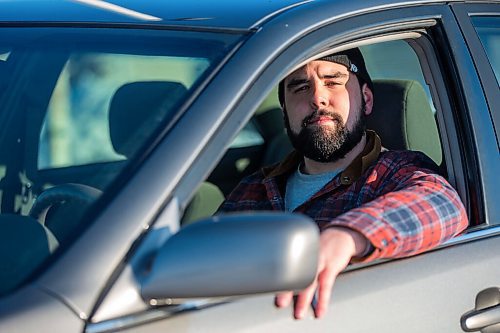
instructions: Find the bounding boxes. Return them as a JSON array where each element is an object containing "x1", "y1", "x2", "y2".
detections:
[
  {"x1": 0, "y1": 285, "x2": 84, "y2": 332},
  {"x1": 90, "y1": 228, "x2": 500, "y2": 332},
  {"x1": 0, "y1": 0, "x2": 492, "y2": 29},
  {"x1": 0, "y1": 0, "x2": 311, "y2": 30}
]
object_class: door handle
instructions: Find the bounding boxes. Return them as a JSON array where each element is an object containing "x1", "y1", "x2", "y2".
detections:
[{"x1": 461, "y1": 287, "x2": 500, "y2": 332}]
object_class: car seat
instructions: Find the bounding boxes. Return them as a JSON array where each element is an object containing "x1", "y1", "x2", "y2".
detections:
[
  {"x1": 253, "y1": 86, "x2": 292, "y2": 167},
  {"x1": 109, "y1": 81, "x2": 188, "y2": 158},
  {"x1": 108, "y1": 81, "x2": 225, "y2": 225},
  {"x1": 369, "y1": 79, "x2": 442, "y2": 165}
]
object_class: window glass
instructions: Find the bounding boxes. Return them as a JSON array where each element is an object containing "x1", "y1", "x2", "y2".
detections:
[
  {"x1": 0, "y1": 27, "x2": 240, "y2": 296},
  {"x1": 471, "y1": 16, "x2": 500, "y2": 84},
  {"x1": 39, "y1": 53, "x2": 209, "y2": 169}
]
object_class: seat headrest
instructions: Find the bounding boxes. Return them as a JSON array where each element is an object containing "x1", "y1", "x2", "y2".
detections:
[
  {"x1": 368, "y1": 79, "x2": 442, "y2": 164},
  {"x1": 109, "y1": 81, "x2": 187, "y2": 157}
]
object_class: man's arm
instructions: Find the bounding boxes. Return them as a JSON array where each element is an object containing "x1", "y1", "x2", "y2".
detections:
[
  {"x1": 326, "y1": 169, "x2": 468, "y2": 261},
  {"x1": 278, "y1": 167, "x2": 468, "y2": 319}
]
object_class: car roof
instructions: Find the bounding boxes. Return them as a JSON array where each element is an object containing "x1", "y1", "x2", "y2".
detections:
[
  {"x1": 0, "y1": 0, "x2": 496, "y2": 31},
  {"x1": 0, "y1": 0, "x2": 312, "y2": 30}
]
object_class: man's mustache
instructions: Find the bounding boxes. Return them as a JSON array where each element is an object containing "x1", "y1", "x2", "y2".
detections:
[{"x1": 301, "y1": 109, "x2": 344, "y2": 128}]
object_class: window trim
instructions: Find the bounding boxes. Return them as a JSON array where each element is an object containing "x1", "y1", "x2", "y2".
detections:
[{"x1": 452, "y1": 3, "x2": 500, "y2": 143}]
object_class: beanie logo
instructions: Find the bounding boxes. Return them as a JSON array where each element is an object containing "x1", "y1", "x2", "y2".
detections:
[{"x1": 350, "y1": 64, "x2": 358, "y2": 73}]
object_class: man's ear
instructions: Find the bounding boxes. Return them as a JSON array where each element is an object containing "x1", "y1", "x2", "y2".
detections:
[{"x1": 362, "y1": 84, "x2": 374, "y2": 116}]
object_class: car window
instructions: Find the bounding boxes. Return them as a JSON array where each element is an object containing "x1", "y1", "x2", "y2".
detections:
[
  {"x1": 0, "y1": 27, "x2": 241, "y2": 296},
  {"x1": 471, "y1": 16, "x2": 500, "y2": 84},
  {"x1": 186, "y1": 36, "x2": 446, "y2": 225},
  {"x1": 39, "y1": 53, "x2": 210, "y2": 169},
  {"x1": 197, "y1": 39, "x2": 444, "y2": 213},
  {"x1": 247, "y1": 39, "x2": 442, "y2": 166}
]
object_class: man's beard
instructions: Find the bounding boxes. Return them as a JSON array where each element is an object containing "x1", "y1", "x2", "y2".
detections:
[{"x1": 284, "y1": 101, "x2": 366, "y2": 163}]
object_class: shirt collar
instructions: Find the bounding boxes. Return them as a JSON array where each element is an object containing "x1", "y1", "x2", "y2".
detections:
[{"x1": 264, "y1": 130, "x2": 381, "y2": 184}]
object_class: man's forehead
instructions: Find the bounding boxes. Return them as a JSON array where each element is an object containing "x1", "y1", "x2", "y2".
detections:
[{"x1": 286, "y1": 60, "x2": 349, "y2": 81}]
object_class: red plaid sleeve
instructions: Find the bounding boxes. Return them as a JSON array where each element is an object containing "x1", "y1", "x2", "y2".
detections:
[{"x1": 326, "y1": 168, "x2": 468, "y2": 262}]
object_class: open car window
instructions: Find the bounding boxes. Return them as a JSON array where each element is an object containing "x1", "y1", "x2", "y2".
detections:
[{"x1": 187, "y1": 36, "x2": 447, "y2": 228}]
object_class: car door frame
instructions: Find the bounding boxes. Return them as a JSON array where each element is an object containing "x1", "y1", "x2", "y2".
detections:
[{"x1": 450, "y1": 2, "x2": 500, "y2": 227}]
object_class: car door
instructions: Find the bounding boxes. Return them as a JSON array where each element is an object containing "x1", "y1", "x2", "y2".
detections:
[{"x1": 85, "y1": 2, "x2": 500, "y2": 333}]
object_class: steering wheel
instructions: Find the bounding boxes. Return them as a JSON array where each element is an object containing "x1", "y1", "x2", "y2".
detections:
[{"x1": 29, "y1": 183, "x2": 102, "y2": 225}]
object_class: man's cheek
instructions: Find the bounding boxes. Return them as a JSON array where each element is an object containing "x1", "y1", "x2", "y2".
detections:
[{"x1": 293, "y1": 118, "x2": 305, "y2": 133}]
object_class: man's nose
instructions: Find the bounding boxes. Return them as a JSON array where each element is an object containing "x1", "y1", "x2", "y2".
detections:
[{"x1": 310, "y1": 84, "x2": 329, "y2": 109}]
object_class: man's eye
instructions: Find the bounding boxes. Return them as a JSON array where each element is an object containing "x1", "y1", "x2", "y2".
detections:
[{"x1": 325, "y1": 81, "x2": 342, "y2": 87}]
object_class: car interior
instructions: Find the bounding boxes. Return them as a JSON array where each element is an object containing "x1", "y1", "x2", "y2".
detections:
[
  {"x1": 185, "y1": 41, "x2": 449, "y2": 236},
  {"x1": 0, "y1": 37, "x2": 452, "y2": 297},
  {"x1": 7, "y1": 39, "x2": 447, "y2": 223}
]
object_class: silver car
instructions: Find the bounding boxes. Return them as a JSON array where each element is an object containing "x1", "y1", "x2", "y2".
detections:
[{"x1": 0, "y1": 0, "x2": 499, "y2": 332}]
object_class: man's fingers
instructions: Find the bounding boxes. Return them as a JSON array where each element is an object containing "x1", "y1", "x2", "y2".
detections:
[
  {"x1": 274, "y1": 228, "x2": 364, "y2": 320},
  {"x1": 275, "y1": 291, "x2": 293, "y2": 308},
  {"x1": 293, "y1": 282, "x2": 317, "y2": 319},
  {"x1": 314, "y1": 268, "x2": 336, "y2": 318}
]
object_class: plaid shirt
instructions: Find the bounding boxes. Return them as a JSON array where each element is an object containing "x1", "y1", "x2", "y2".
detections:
[{"x1": 219, "y1": 130, "x2": 468, "y2": 263}]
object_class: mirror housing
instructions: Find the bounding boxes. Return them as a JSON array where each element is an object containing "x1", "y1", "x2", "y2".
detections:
[{"x1": 141, "y1": 212, "x2": 319, "y2": 299}]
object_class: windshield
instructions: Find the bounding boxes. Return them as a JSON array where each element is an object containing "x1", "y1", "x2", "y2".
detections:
[{"x1": 0, "y1": 27, "x2": 241, "y2": 296}]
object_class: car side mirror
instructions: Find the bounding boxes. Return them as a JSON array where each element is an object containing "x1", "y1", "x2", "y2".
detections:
[{"x1": 141, "y1": 212, "x2": 319, "y2": 300}]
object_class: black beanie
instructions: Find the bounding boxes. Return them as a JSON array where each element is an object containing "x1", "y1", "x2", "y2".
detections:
[{"x1": 278, "y1": 47, "x2": 373, "y2": 106}]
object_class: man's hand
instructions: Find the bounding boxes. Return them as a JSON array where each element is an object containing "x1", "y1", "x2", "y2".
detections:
[{"x1": 275, "y1": 227, "x2": 369, "y2": 319}]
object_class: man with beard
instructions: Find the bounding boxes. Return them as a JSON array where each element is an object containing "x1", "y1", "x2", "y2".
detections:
[{"x1": 217, "y1": 48, "x2": 467, "y2": 320}]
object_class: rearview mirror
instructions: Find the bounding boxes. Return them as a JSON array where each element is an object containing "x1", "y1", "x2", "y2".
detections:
[{"x1": 141, "y1": 212, "x2": 319, "y2": 300}]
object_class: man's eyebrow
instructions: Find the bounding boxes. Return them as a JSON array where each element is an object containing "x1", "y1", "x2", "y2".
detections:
[
  {"x1": 320, "y1": 72, "x2": 349, "y2": 79},
  {"x1": 286, "y1": 71, "x2": 349, "y2": 89}
]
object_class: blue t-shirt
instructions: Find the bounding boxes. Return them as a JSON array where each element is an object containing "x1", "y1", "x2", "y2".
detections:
[{"x1": 285, "y1": 165, "x2": 341, "y2": 212}]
